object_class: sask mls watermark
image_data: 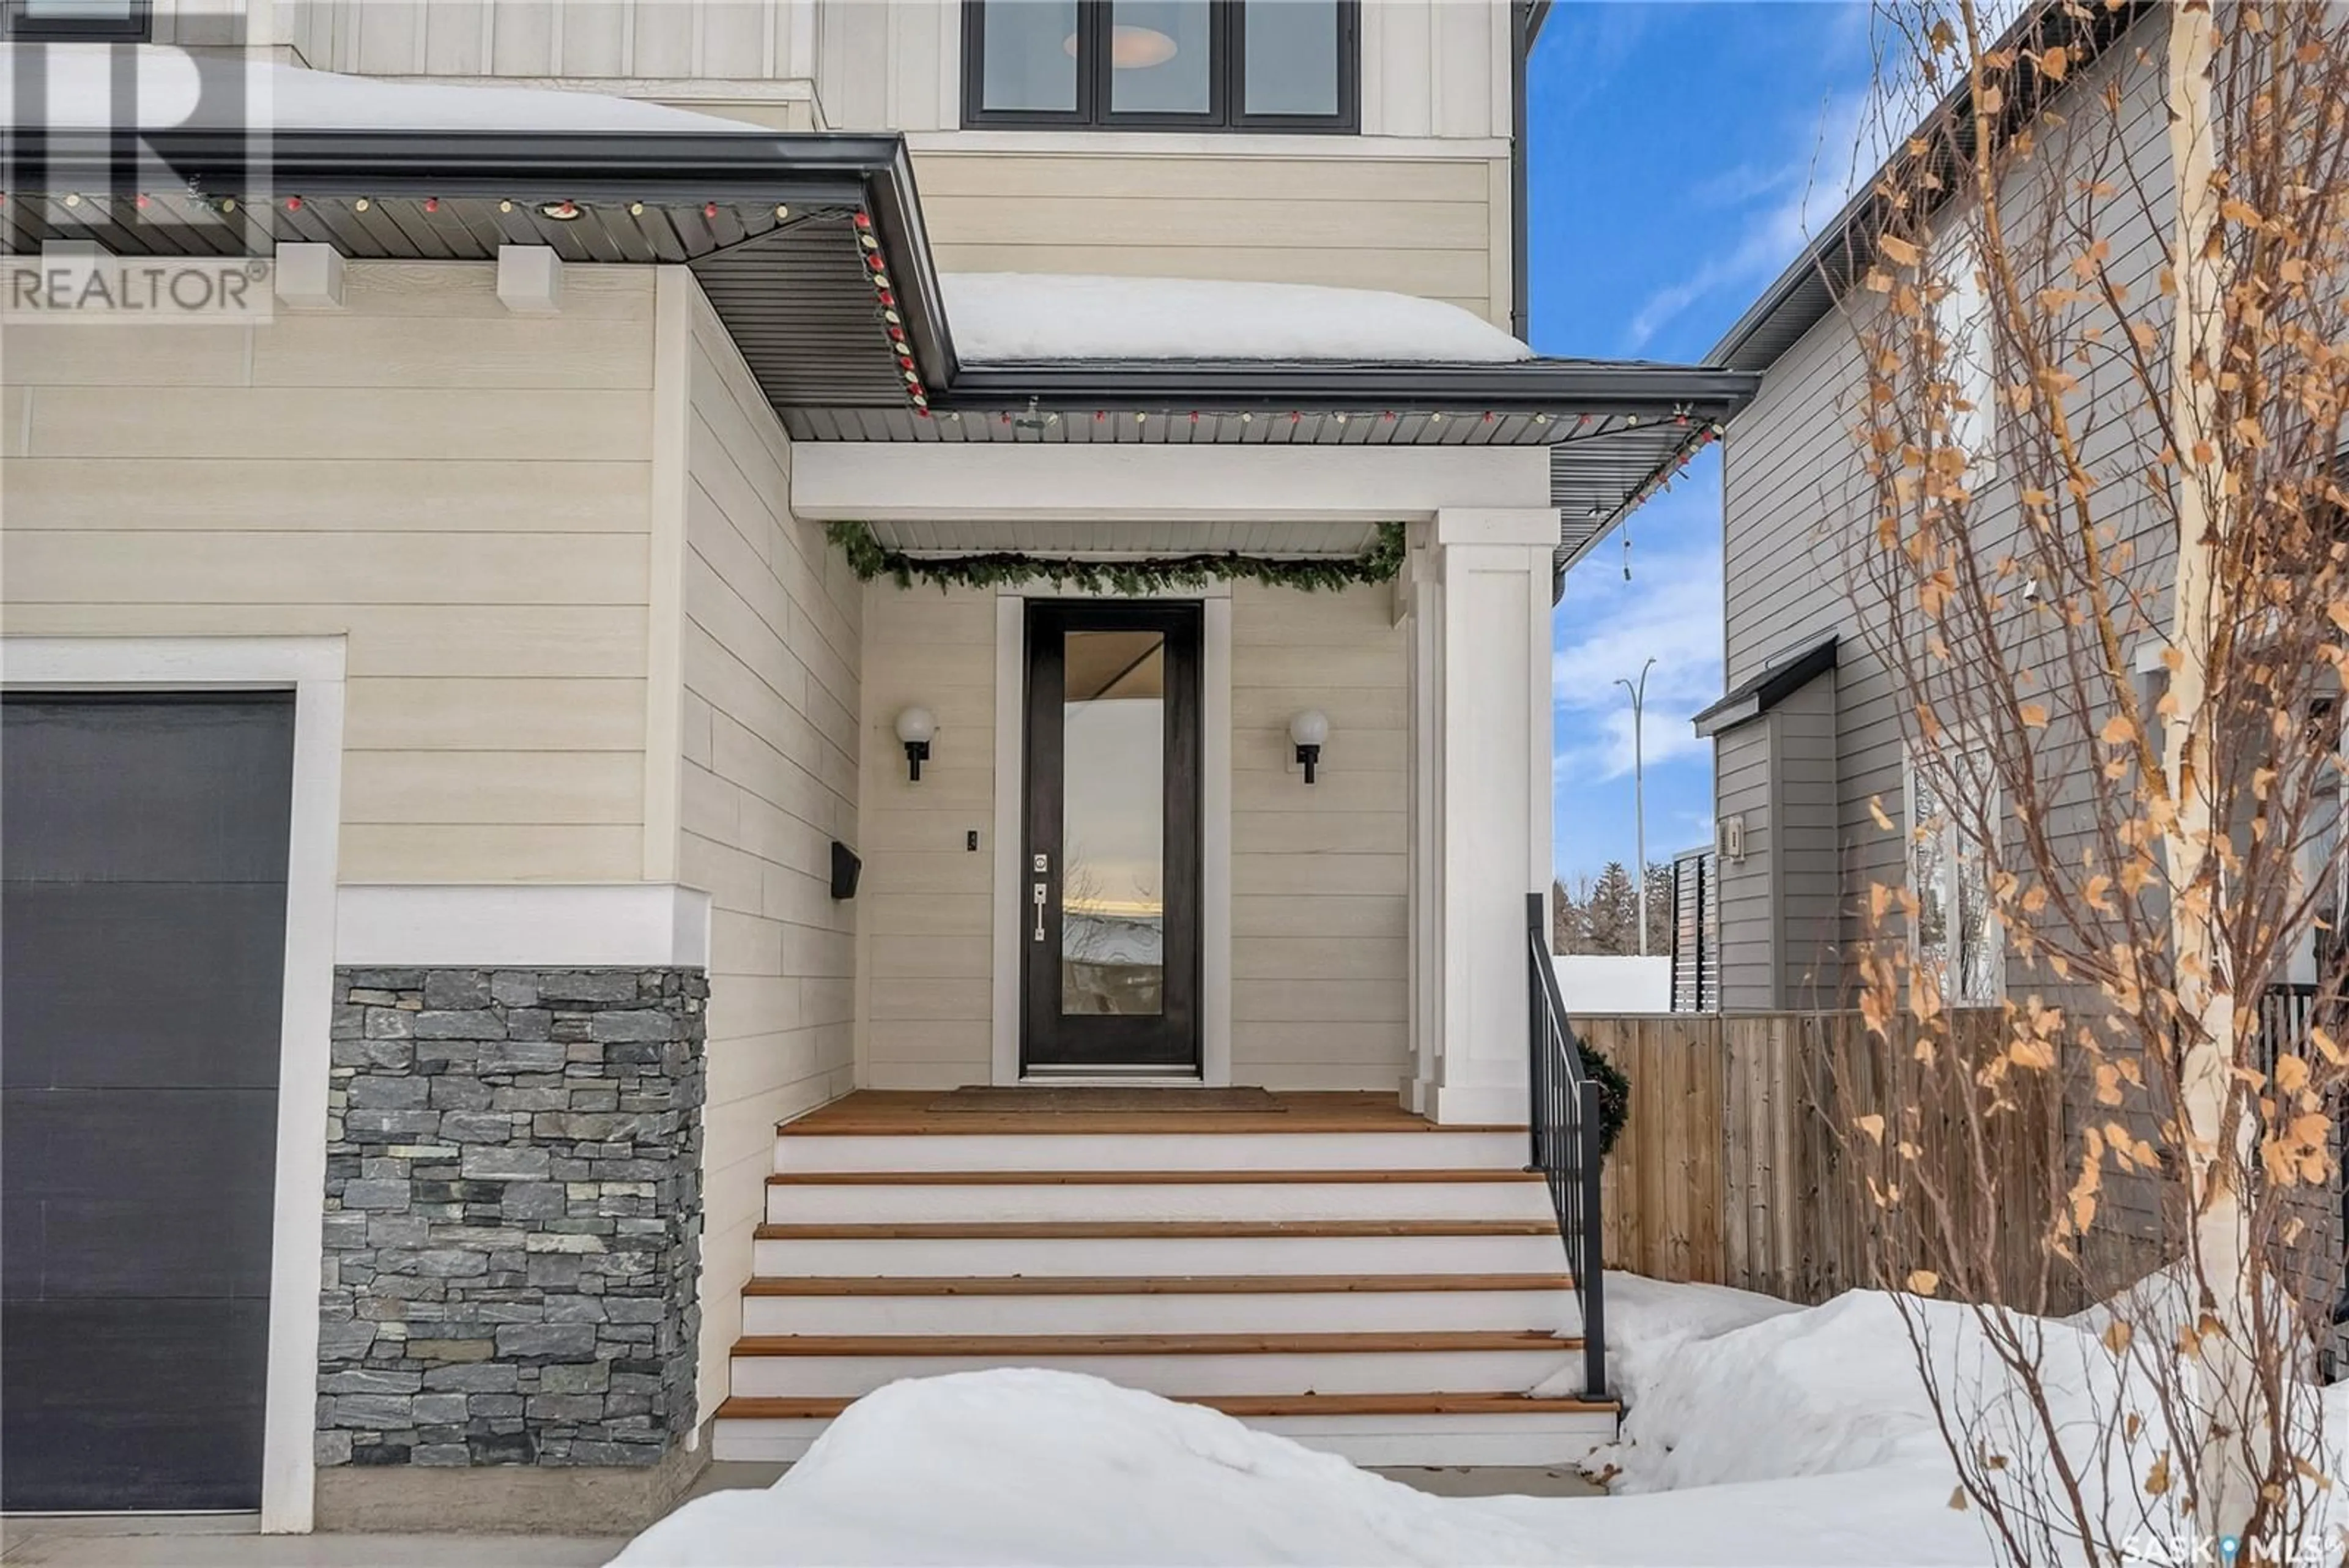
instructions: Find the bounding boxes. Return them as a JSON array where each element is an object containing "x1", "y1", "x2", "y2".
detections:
[{"x1": 4, "y1": 33, "x2": 276, "y2": 324}]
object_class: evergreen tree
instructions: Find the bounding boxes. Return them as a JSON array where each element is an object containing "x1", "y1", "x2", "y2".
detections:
[{"x1": 1581, "y1": 861, "x2": 1639, "y2": 955}]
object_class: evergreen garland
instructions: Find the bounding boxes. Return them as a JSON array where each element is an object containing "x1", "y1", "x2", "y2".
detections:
[
  {"x1": 827, "y1": 520, "x2": 1408, "y2": 595},
  {"x1": 1580, "y1": 1039, "x2": 1633, "y2": 1159}
]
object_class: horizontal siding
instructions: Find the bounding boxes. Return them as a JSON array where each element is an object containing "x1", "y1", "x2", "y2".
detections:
[
  {"x1": 915, "y1": 151, "x2": 1507, "y2": 327},
  {"x1": 855, "y1": 584, "x2": 1000, "y2": 1091},
  {"x1": 1712, "y1": 721, "x2": 1775, "y2": 1010},
  {"x1": 673, "y1": 277, "x2": 863, "y2": 1423},
  {"x1": 1230, "y1": 581, "x2": 1409, "y2": 1090},
  {"x1": 0, "y1": 260, "x2": 657, "y2": 884}
]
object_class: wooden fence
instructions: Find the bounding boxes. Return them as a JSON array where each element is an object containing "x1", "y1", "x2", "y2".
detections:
[{"x1": 1582, "y1": 1012, "x2": 2063, "y2": 1306}]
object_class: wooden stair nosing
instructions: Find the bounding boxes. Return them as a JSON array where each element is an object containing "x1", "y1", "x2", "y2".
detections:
[
  {"x1": 766, "y1": 1168, "x2": 1543, "y2": 1187},
  {"x1": 754, "y1": 1219, "x2": 1560, "y2": 1241},
  {"x1": 729, "y1": 1329, "x2": 1582, "y2": 1356},
  {"x1": 716, "y1": 1391, "x2": 1619, "y2": 1421},
  {"x1": 740, "y1": 1271, "x2": 1575, "y2": 1298}
]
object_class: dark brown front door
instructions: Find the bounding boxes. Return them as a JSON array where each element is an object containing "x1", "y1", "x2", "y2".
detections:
[{"x1": 1022, "y1": 601, "x2": 1203, "y2": 1074}]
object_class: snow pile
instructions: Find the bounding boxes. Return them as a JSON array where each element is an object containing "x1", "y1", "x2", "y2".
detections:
[
  {"x1": 611, "y1": 1369, "x2": 1556, "y2": 1567},
  {"x1": 1584, "y1": 1270, "x2": 2349, "y2": 1557},
  {"x1": 938, "y1": 273, "x2": 1535, "y2": 364},
  {"x1": 611, "y1": 1280, "x2": 2349, "y2": 1567},
  {"x1": 2, "y1": 45, "x2": 754, "y2": 132}
]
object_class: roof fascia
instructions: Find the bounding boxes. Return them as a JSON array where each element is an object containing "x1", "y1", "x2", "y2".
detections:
[{"x1": 937, "y1": 360, "x2": 1759, "y2": 413}]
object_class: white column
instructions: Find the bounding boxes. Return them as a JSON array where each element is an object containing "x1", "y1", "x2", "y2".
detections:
[{"x1": 1407, "y1": 508, "x2": 1557, "y2": 1125}]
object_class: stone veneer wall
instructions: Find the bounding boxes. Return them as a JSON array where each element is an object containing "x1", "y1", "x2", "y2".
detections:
[{"x1": 317, "y1": 967, "x2": 706, "y2": 1469}]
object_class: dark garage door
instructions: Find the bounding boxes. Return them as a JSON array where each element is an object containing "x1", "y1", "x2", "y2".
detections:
[{"x1": 2, "y1": 693, "x2": 295, "y2": 1512}]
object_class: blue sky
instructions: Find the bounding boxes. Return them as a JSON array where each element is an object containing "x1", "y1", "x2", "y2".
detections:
[{"x1": 1527, "y1": 1, "x2": 1878, "y2": 883}]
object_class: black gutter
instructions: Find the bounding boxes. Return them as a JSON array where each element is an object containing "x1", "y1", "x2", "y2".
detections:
[
  {"x1": 1510, "y1": 0, "x2": 1531, "y2": 341},
  {"x1": 940, "y1": 359, "x2": 1757, "y2": 414}
]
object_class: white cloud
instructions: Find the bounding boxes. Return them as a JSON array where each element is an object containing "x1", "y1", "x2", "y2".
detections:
[{"x1": 1552, "y1": 539, "x2": 1723, "y2": 783}]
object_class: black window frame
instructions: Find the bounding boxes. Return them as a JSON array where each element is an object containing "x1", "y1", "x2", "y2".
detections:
[
  {"x1": 962, "y1": 0, "x2": 1358, "y2": 134},
  {"x1": 2, "y1": 0, "x2": 152, "y2": 41}
]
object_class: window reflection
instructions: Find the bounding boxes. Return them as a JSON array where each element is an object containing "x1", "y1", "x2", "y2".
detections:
[{"x1": 1061, "y1": 630, "x2": 1166, "y2": 1016}]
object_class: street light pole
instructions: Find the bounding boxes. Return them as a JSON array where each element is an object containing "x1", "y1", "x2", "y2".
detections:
[{"x1": 1615, "y1": 658, "x2": 1657, "y2": 957}]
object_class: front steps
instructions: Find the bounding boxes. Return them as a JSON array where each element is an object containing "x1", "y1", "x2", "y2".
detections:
[{"x1": 710, "y1": 1091, "x2": 1616, "y2": 1466}]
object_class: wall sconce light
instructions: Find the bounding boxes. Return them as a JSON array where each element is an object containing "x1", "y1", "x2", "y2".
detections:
[
  {"x1": 1290, "y1": 709, "x2": 1329, "y2": 784},
  {"x1": 894, "y1": 706, "x2": 935, "y2": 782}
]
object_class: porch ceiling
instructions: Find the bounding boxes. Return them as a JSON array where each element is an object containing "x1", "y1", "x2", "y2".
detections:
[{"x1": 5, "y1": 125, "x2": 1758, "y2": 571}]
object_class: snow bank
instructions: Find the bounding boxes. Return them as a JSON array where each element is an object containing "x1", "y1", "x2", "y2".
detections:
[
  {"x1": 611, "y1": 1369, "x2": 1556, "y2": 1567},
  {"x1": 2, "y1": 46, "x2": 754, "y2": 132},
  {"x1": 612, "y1": 1367, "x2": 1989, "y2": 1568},
  {"x1": 938, "y1": 273, "x2": 1535, "y2": 364},
  {"x1": 611, "y1": 1283, "x2": 2349, "y2": 1568}
]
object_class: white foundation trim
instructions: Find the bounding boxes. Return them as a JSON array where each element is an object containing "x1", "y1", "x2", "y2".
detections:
[
  {"x1": 1, "y1": 634, "x2": 347, "y2": 1535},
  {"x1": 336, "y1": 883, "x2": 712, "y2": 969},
  {"x1": 792, "y1": 445, "x2": 1553, "y2": 524},
  {"x1": 988, "y1": 587, "x2": 1233, "y2": 1086}
]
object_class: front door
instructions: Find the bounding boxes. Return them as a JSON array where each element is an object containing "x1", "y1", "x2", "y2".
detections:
[{"x1": 1022, "y1": 602, "x2": 1203, "y2": 1074}]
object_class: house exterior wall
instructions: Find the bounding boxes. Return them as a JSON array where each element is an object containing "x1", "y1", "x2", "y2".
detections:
[
  {"x1": 667, "y1": 275, "x2": 862, "y2": 1416},
  {"x1": 1712, "y1": 29, "x2": 2178, "y2": 1249},
  {"x1": 852, "y1": 578, "x2": 1408, "y2": 1093},
  {"x1": 1, "y1": 261, "x2": 660, "y2": 885},
  {"x1": 1712, "y1": 718, "x2": 1774, "y2": 1010},
  {"x1": 268, "y1": 0, "x2": 1516, "y2": 325},
  {"x1": 1230, "y1": 580, "x2": 1409, "y2": 1089},
  {"x1": 1718, "y1": 31, "x2": 2175, "y2": 995},
  {"x1": 855, "y1": 584, "x2": 998, "y2": 1091},
  {"x1": 912, "y1": 150, "x2": 1508, "y2": 326}
]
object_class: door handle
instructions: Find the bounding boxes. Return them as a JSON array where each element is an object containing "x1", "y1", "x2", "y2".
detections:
[{"x1": 1033, "y1": 881, "x2": 1048, "y2": 942}]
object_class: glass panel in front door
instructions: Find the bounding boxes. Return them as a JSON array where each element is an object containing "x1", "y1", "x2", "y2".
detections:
[{"x1": 1059, "y1": 630, "x2": 1167, "y2": 1016}]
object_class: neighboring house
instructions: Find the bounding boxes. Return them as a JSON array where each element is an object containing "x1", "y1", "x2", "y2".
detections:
[
  {"x1": 1644, "y1": 2, "x2": 2168, "y2": 1016},
  {"x1": 0, "y1": 0, "x2": 1759, "y2": 1534}
]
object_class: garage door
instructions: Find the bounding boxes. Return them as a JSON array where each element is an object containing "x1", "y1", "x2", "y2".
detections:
[{"x1": 2, "y1": 693, "x2": 295, "y2": 1512}]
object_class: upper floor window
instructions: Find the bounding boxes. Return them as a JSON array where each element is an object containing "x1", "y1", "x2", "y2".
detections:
[
  {"x1": 2, "y1": 0, "x2": 150, "y2": 40},
  {"x1": 963, "y1": 0, "x2": 1358, "y2": 132}
]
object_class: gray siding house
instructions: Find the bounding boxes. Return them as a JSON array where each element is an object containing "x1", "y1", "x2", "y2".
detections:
[{"x1": 1671, "y1": 2, "x2": 2176, "y2": 1014}]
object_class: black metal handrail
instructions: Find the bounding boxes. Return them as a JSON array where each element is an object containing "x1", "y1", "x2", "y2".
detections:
[{"x1": 1526, "y1": 893, "x2": 1609, "y2": 1400}]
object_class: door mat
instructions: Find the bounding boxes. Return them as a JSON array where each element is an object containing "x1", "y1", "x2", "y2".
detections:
[{"x1": 923, "y1": 1087, "x2": 1286, "y2": 1114}]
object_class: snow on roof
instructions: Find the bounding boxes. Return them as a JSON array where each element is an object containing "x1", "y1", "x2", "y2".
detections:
[
  {"x1": 940, "y1": 273, "x2": 1535, "y2": 365},
  {"x1": 1, "y1": 45, "x2": 755, "y2": 133}
]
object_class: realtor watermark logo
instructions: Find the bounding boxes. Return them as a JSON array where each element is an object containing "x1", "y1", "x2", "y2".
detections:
[{"x1": 3, "y1": 36, "x2": 276, "y2": 323}]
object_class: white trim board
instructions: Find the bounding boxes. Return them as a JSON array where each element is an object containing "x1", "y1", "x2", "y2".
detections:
[
  {"x1": 335, "y1": 884, "x2": 713, "y2": 969},
  {"x1": 905, "y1": 130, "x2": 1510, "y2": 160},
  {"x1": 1, "y1": 634, "x2": 346, "y2": 1535},
  {"x1": 791, "y1": 445, "x2": 1553, "y2": 525},
  {"x1": 988, "y1": 589, "x2": 1233, "y2": 1088}
]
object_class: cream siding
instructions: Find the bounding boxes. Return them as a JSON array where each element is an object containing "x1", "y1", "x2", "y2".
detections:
[
  {"x1": 0, "y1": 260, "x2": 658, "y2": 885},
  {"x1": 853, "y1": 579, "x2": 1407, "y2": 1091},
  {"x1": 1230, "y1": 580, "x2": 1409, "y2": 1088},
  {"x1": 666, "y1": 275, "x2": 863, "y2": 1414},
  {"x1": 913, "y1": 151, "x2": 1510, "y2": 325},
  {"x1": 854, "y1": 585, "x2": 998, "y2": 1091}
]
